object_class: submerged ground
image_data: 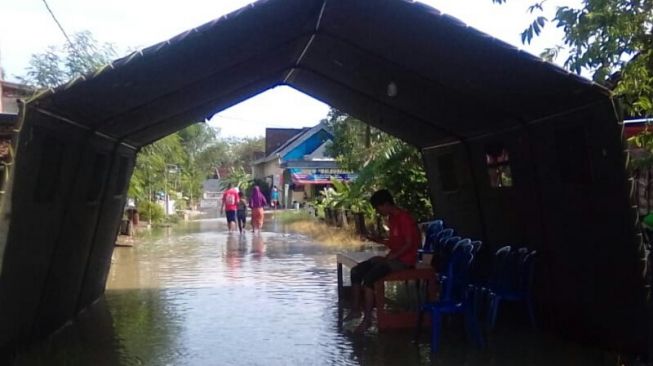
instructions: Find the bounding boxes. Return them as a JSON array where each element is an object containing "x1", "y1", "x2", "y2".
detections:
[{"x1": 13, "y1": 215, "x2": 624, "y2": 365}]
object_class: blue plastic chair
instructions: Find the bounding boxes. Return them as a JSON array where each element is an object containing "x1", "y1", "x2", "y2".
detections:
[
  {"x1": 436, "y1": 236, "x2": 463, "y2": 270},
  {"x1": 425, "y1": 220, "x2": 444, "y2": 238},
  {"x1": 421, "y1": 227, "x2": 454, "y2": 255},
  {"x1": 487, "y1": 247, "x2": 537, "y2": 329},
  {"x1": 442, "y1": 236, "x2": 462, "y2": 253},
  {"x1": 470, "y1": 240, "x2": 483, "y2": 254},
  {"x1": 467, "y1": 240, "x2": 484, "y2": 285},
  {"x1": 422, "y1": 220, "x2": 444, "y2": 251},
  {"x1": 433, "y1": 228, "x2": 454, "y2": 250},
  {"x1": 486, "y1": 246, "x2": 512, "y2": 287},
  {"x1": 451, "y1": 238, "x2": 472, "y2": 254},
  {"x1": 416, "y1": 242, "x2": 484, "y2": 353}
]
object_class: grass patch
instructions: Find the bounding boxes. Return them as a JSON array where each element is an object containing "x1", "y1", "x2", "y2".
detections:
[
  {"x1": 279, "y1": 211, "x2": 369, "y2": 248},
  {"x1": 287, "y1": 220, "x2": 363, "y2": 246},
  {"x1": 276, "y1": 210, "x2": 316, "y2": 224}
]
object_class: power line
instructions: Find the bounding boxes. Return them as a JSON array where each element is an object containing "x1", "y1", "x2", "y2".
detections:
[
  {"x1": 40, "y1": 0, "x2": 79, "y2": 55},
  {"x1": 212, "y1": 114, "x2": 315, "y2": 127},
  {"x1": 212, "y1": 114, "x2": 261, "y2": 123}
]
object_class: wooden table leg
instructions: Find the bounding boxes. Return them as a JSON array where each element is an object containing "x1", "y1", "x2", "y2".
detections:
[
  {"x1": 375, "y1": 280, "x2": 387, "y2": 330},
  {"x1": 427, "y1": 276, "x2": 438, "y2": 301},
  {"x1": 337, "y1": 262, "x2": 343, "y2": 301}
]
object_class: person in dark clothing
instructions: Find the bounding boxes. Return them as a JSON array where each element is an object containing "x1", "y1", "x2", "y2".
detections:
[{"x1": 237, "y1": 191, "x2": 248, "y2": 234}]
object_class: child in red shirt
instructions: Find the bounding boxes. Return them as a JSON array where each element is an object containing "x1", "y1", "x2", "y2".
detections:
[{"x1": 220, "y1": 183, "x2": 239, "y2": 232}]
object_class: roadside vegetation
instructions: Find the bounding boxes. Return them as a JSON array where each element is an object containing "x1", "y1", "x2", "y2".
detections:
[
  {"x1": 128, "y1": 124, "x2": 264, "y2": 224},
  {"x1": 318, "y1": 109, "x2": 433, "y2": 224},
  {"x1": 495, "y1": 0, "x2": 652, "y2": 118},
  {"x1": 276, "y1": 210, "x2": 366, "y2": 247}
]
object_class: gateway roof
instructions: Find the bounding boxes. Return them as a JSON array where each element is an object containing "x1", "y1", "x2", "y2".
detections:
[{"x1": 27, "y1": 0, "x2": 610, "y2": 149}]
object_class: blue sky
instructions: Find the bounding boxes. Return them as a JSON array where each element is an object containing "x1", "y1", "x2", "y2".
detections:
[{"x1": 0, "y1": 0, "x2": 580, "y2": 137}]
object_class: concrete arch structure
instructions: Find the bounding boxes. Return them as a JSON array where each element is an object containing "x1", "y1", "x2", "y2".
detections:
[{"x1": 0, "y1": 0, "x2": 648, "y2": 355}]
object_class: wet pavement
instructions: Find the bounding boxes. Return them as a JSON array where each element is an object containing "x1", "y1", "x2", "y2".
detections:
[{"x1": 12, "y1": 215, "x2": 624, "y2": 365}]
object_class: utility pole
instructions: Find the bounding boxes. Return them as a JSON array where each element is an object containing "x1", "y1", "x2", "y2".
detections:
[
  {"x1": 164, "y1": 164, "x2": 179, "y2": 216},
  {"x1": 164, "y1": 166, "x2": 168, "y2": 216}
]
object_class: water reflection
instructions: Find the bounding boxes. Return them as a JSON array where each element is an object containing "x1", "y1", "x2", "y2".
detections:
[
  {"x1": 251, "y1": 234, "x2": 266, "y2": 259},
  {"x1": 12, "y1": 217, "x2": 624, "y2": 365},
  {"x1": 223, "y1": 234, "x2": 242, "y2": 279}
]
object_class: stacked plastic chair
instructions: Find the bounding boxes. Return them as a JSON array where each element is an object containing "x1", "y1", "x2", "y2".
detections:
[
  {"x1": 486, "y1": 246, "x2": 537, "y2": 330},
  {"x1": 423, "y1": 220, "x2": 444, "y2": 248},
  {"x1": 421, "y1": 220, "x2": 445, "y2": 251},
  {"x1": 470, "y1": 240, "x2": 483, "y2": 254},
  {"x1": 434, "y1": 228, "x2": 454, "y2": 251},
  {"x1": 418, "y1": 220, "x2": 449, "y2": 266},
  {"x1": 416, "y1": 241, "x2": 484, "y2": 353}
]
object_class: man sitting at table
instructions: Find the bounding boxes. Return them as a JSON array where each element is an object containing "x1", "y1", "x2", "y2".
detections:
[{"x1": 344, "y1": 189, "x2": 421, "y2": 333}]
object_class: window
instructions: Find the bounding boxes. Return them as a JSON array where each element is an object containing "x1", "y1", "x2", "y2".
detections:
[
  {"x1": 486, "y1": 143, "x2": 513, "y2": 188},
  {"x1": 438, "y1": 153, "x2": 459, "y2": 192}
]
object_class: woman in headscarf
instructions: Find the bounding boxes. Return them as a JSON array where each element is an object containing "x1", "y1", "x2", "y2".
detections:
[{"x1": 249, "y1": 185, "x2": 268, "y2": 233}]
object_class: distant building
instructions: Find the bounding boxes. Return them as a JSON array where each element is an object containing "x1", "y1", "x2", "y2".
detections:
[
  {"x1": 623, "y1": 118, "x2": 653, "y2": 216},
  {"x1": 0, "y1": 79, "x2": 33, "y2": 114},
  {"x1": 200, "y1": 178, "x2": 222, "y2": 211},
  {"x1": 623, "y1": 118, "x2": 653, "y2": 139},
  {"x1": 264, "y1": 128, "x2": 304, "y2": 156},
  {"x1": 252, "y1": 122, "x2": 355, "y2": 207},
  {"x1": 0, "y1": 78, "x2": 33, "y2": 160},
  {"x1": 251, "y1": 127, "x2": 304, "y2": 192},
  {"x1": 0, "y1": 78, "x2": 33, "y2": 189}
]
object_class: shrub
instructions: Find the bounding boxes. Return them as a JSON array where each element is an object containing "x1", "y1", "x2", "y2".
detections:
[{"x1": 137, "y1": 200, "x2": 165, "y2": 223}]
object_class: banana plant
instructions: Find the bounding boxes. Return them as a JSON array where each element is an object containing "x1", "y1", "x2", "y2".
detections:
[{"x1": 329, "y1": 177, "x2": 374, "y2": 217}]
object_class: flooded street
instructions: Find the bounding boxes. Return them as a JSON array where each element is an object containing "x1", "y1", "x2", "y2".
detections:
[
  {"x1": 105, "y1": 217, "x2": 364, "y2": 365},
  {"x1": 14, "y1": 215, "x2": 623, "y2": 365}
]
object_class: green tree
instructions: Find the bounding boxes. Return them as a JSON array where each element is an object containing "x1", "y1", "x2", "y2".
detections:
[
  {"x1": 128, "y1": 123, "x2": 226, "y2": 214},
  {"x1": 222, "y1": 136, "x2": 265, "y2": 171},
  {"x1": 323, "y1": 110, "x2": 368, "y2": 171},
  {"x1": 325, "y1": 110, "x2": 397, "y2": 172},
  {"x1": 127, "y1": 122, "x2": 265, "y2": 219},
  {"x1": 129, "y1": 134, "x2": 185, "y2": 207},
  {"x1": 177, "y1": 124, "x2": 220, "y2": 162},
  {"x1": 195, "y1": 143, "x2": 230, "y2": 177},
  {"x1": 628, "y1": 128, "x2": 653, "y2": 168},
  {"x1": 177, "y1": 123, "x2": 220, "y2": 206},
  {"x1": 324, "y1": 108, "x2": 433, "y2": 221},
  {"x1": 224, "y1": 167, "x2": 253, "y2": 191},
  {"x1": 18, "y1": 31, "x2": 117, "y2": 88},
  {"x1": 493, "y1": 0, "x2": 653, "y2": 116}
]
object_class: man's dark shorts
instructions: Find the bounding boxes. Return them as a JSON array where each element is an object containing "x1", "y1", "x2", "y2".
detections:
[
  {"x1": 350, "y1": 258, "x2": 409, "y2": 289},
  {"x1": 225, "y1": 210, "x2": 237, "y2": 223}
]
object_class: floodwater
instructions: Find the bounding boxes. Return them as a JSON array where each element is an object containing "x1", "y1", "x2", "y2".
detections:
[{"x1": 13, "y1": 215, "x2": 625, "y2": 365}]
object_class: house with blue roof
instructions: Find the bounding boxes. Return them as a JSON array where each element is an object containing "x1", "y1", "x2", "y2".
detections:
[{"x1": 252, "y1": 121, "x2": 355, "y2": 207}]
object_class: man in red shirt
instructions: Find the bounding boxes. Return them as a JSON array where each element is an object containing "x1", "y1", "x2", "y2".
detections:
[
  {"x1": 345, "y1": 189, "x2": 421, "y2": 333},
  {"x1": 220, "y1": 183, "x2": 239, "y2": 232}
]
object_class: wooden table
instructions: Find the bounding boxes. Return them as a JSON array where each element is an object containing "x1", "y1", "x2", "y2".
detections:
[
  {"x1": 336, "y1": 252, "x2": 439, "y2": 330},
  {"x1": 336, "y1": 252, "x2": 383, "y2": 300}
]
